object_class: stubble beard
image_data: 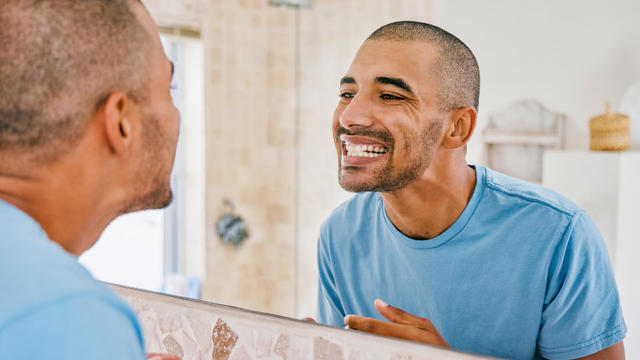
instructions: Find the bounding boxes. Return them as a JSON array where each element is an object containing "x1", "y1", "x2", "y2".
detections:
[
  {"x1": 122, "y1": 111, "x2": 175, "y2": 214},
  {"x1": 338, "y1": 119, "x2": 443, "y2": 193}
]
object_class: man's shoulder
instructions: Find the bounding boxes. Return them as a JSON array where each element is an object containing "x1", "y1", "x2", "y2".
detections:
[
  {"x1": 481, "y1": 166, "x2": 581, "y2": 217},
  {"x1": 0, "y1": 251, "x2": 127, "y2": 330},
  {"x1": 0, "y1": 200, "x2": 129, "y2": 330},
  {"x1": 0, "y1": 290, "x2": 145, "y2": 359}
]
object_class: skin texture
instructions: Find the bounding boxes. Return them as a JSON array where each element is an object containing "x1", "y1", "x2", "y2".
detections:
[{"x1": 332, "y1": 39, "x2": 624, "y2": 359}]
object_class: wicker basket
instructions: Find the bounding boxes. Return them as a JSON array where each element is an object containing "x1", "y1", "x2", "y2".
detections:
[{"x1": 589, "y1": 103, "x2": 630, "y2": 151}]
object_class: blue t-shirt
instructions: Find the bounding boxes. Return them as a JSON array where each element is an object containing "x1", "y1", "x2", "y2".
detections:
[
  {"x1": 317, "y1": 166, "x2": 626, "y2": 360},
  {"x1": 0, "y1": 199, "x2": 146, "y2": 359}
]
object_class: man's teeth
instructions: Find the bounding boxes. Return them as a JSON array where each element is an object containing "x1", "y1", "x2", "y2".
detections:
[{"x1": 345, "y1": 144, "x2": 388, "y2": 157}]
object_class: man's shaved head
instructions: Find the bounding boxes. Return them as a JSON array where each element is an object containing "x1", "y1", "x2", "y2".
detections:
[
  {"x1": 0, "y1": 0, "x2": 151, "y2": 161},
  {"x1": 368, "y1": 21, "x2": 480, "y2": 111}
]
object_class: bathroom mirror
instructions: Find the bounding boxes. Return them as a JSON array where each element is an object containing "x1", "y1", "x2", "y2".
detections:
[{"x1": 79, "y1": 0, "x2": 639, "y2": 333}]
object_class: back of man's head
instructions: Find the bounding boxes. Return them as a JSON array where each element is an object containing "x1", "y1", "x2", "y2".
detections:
[
  {"x1": 367, "y1": 21, "x2": 480, "y2": 112},
  {"x1": 0, "y1": 0, "x2": 150, "y2": 162}
]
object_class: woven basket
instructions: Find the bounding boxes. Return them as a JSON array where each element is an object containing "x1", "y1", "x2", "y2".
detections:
[{"x1": 589, "y1": 103, "x2": 630, "y2": 151}]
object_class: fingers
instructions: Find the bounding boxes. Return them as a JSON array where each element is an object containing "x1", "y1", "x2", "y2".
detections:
[
  {"x1": 374, "y1": 299, "x2": 428, "y2": 329},
  {"x1": 345, "y1": 314, "x2": 448, "y2": 347},
  {"x1": 345, "y1": 315, "x2": 424, "y2": 340}
]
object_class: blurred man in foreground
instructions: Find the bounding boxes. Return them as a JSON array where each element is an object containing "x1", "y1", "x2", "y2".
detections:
[{"x1": 0, "y1": 1, "x2": 180, "y2": 358}]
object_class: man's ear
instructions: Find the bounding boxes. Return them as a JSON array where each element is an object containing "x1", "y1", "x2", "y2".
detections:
[
  {"x1": 441, "y1": 107, "x2": 477, "y2": 149},
  {"x1": 100, "y1": 92, "x2": 132, "y2": 157}
]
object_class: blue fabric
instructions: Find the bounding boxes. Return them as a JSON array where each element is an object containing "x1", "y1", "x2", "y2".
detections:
[
  {"x1": 317, "y1": 166, "x2": 626, "y2": 360},
  {"x1": 0, "y1": 199, "x2": 146, "y2": 359}
]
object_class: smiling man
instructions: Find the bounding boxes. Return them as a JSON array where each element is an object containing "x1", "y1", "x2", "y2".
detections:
[
  {"x1": 316, "y1": 21, "x2": 626, "y2": 360},
  {"x1": 0, "y1": 1, "x2": 180, "y2": 359}
]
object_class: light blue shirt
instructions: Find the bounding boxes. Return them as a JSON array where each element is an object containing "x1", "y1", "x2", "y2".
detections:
[
  {"x1": 0, "y1": 199, "x2": 146, "y2": 359},
  {"x1": 317, "y1": 166, "x2": 626, "y2": 360}
]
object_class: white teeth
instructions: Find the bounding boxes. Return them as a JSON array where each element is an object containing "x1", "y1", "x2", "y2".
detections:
[{"x1": 344, "y1": 142, "x2": 388, "y2": 158}]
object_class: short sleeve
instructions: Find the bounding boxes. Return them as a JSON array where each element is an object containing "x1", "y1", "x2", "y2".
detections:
[
  {"x1": 316, "y1": 226, "x2": 346, "y2": 327},
  {"x1": 0, "y1": 294, "x2": 146, "y2": 360},
  {"x1": 537, "y1": 211, "x2": 626, "y2": 359}
]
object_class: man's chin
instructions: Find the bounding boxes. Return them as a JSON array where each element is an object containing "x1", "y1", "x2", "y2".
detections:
[
  {"x1": 123, "y1": 187, "x2": 173, "y2": 214},
  {"x1": 338, "y1": 168, "x2": 412, "y2": 193},
  {"x1": 338, "y1": 173, "x2": 379, "y2": 193},
  {"x1": 154, "y1": 189, "x2": 173, "y2": 209}
]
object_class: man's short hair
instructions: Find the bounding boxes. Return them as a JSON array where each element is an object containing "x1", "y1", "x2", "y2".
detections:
[
  {"x1": 0, "y1": 0, "x2": 150, "y2": 161},
  {"x1": 368, "y1": 21, "x2": 480, "y2": 111}
]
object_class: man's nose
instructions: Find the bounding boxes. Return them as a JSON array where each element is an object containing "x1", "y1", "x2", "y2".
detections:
[{"x1": 339, "y1": 94, "x2": 374, "y2": 129}]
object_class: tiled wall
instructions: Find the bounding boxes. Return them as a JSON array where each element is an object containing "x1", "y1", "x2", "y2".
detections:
[
  {"x1": 198, "y1": 0, "x2": 298, "y2": 318},
  {"x1": 113, "y1": 284, "x2": 492, "y2": 360},
  {"x1": 143, "y1": 0, "x2": 433, "y2": 318},
  {"x1": 146, "y1": 0, "x2": 298, "y2": 316}
]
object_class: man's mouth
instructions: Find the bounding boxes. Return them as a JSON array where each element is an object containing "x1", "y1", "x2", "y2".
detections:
[
  {"x1": 339, "y1": 135, "x2": 389, "y2": 166},
  {"x1": 343, "y1": 142, "x2": 389, "y2": 157}
]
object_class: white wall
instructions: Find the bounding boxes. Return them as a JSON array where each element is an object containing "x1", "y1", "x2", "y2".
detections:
[{"x1": 431, "y1": 0, "x2": 640, "y2": 164}]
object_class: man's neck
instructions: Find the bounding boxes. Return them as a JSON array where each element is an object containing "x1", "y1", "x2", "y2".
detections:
[
  {"x1": 0, "y1": 160, "x2": 115, "y2": 256},
  {"x1": 380, "y1": 158, "x2": 476, "y2": 240}
]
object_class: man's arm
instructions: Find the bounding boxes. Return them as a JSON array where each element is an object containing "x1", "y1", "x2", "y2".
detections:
[
  {"x1": 577, "y1": 342, "x2": 624, "y2": 360},
  {"x1": 345, "y1": 300, "x2": 625, "y2": 359}
]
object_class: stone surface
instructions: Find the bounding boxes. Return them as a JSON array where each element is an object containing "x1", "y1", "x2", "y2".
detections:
[
  {"x1": 273, "y1": 333, "x2": 290, "y2": 360},
  {"x1": 313, "y1": 337, "x2": 344, "y2": 360},
  {"x1": 212, "y1": 319, "x2": 239, "y2": 360},
  {"x1": 231, "y1": 345, "x2": 252, "y2": 360},
  {"x1": 163, "y1": 335, "x2": 185, "y2": 359},
  {"x1": 113, "y1": 284, "x2": 492, "y2": 360},
  {"x1": 254, "y1": 333, "x2": 272, "y2": 358}
]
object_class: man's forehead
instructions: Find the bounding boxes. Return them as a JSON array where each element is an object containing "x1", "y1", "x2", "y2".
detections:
[{"x1": 345, "y1": 40, "x2": 438, "y2": 84}]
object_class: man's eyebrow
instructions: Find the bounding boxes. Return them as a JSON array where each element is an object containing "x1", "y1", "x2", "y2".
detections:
[
  {"x1": 375, "y1": 76, "x2": 414, "y2": 94},
  {"x1": 340, "y1": 76, "x2": 356, "y2": 85}
]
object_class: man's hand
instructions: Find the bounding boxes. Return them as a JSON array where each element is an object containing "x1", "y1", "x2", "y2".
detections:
[
  {"x1": 344, "y1": 299, "x2": 449, "y2": 348},
  {"x1": 147, "y1": 353, "x2": 181, "y2": 360}
]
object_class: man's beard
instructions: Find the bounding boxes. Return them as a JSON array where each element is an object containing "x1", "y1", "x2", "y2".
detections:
[
  {"x1": 337, "y1": 119, "x2": 443, "y2": 193},
  {"x1": 125, "y1": 176, "x2": 173, "y2": 213},
  {"x1": 122, "y1": 111, "x2": 175, "y2": 214}
]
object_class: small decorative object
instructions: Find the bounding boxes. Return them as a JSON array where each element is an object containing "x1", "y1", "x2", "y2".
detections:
[
  {"x1": 216, "y1": 199, "x2": 249, "y2": 248},
  {"x1": 482, "y1": 100, "x2": 566, "y2": 183},
  {"x1": 589, "y1": 102, "x2": 630, "y2": 151}
]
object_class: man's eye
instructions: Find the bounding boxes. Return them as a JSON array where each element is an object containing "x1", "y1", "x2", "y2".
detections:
[
  {"x1": 339, "y1": 92, "x2": 355, "y2": 99},
  {"x1": 381, "y1": 94, "x2": 403, "y2": 100}
]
